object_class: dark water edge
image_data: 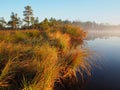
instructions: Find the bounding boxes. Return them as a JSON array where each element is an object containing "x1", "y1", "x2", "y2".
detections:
[{"x1": 85, "y1": 35, "x2": 120, "y2": 90}]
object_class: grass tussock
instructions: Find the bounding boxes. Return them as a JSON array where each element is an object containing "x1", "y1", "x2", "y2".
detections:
[{"x1": 0, "y1": 24, "x2": 91, "y2": 90}]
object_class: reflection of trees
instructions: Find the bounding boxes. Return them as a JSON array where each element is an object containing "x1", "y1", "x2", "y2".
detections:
[{"x1": 86, "y1": 31, "x2": 120, "y2": 40}]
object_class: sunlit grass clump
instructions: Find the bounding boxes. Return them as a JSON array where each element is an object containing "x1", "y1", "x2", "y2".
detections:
[{"x1": 0, "y1": 24, "x2": 91, "y2": 90}]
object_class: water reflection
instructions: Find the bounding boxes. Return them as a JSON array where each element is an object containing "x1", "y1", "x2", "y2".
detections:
[
  {"x1": 86, "y1": 31, "x2": 120, "y2": 90},
  {"x1": 86, "y1": 30, "x2": 120, "y2": 40}
]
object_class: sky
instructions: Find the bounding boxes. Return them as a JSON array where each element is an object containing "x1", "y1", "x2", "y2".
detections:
[{"x1": 0, "y1": 0, "x2": 120, "y2": 25}]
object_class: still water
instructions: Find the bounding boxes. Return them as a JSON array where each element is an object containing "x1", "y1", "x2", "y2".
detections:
[{"x1": 86, "y1": 31, "x2": 120, "y2": 90}]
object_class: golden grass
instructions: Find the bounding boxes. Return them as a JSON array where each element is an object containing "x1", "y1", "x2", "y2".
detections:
[
  {"x1": 0, "y1": 26, "x2": 91, "y2": 90},
  {"x1": 49, "y1": 31, "x2": 71, "y2": 54},
  {"x1": 0, "y1": 58, "x2": 16, "y2": 88}
]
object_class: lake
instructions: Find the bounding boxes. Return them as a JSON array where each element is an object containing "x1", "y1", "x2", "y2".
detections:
[{"x1": 86, "y1": 31, "x2": 120, "y2": 90}]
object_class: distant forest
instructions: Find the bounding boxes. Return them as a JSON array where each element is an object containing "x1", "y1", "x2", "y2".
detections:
[{"x1": 0, "y1": 5, "x2": 120, "y2": 30}]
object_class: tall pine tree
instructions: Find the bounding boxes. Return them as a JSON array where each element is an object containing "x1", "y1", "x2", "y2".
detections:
[{"x1": 23, "y1": 6, "x2": 33, "y2": 29}]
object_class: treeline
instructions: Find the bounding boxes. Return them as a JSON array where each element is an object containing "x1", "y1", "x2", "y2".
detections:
[
  {"x1": 1, "y1": 5, "x2": 120, "y2": 31},
  {"x1": 0, "y1": 6, "x2": 39, "y2": 30},
  {"x1": 0, "y1": 5, "x2": 77, "y2": 30},
  {"x1": 73, "y1": 21, "x2": 120, "y2": 30}
]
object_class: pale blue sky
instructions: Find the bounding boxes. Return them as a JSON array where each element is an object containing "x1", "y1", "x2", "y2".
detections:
[{"x1": 0, "y1": 0, "x2": 120, "y2": 25}]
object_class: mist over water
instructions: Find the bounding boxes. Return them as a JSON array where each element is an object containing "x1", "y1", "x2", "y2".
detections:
[
  {"x1": 86, "y1": 30, "x2": 120, "y2": 90},
  {"x1": 86, "y1": 30, "x2": 120, "y2": 40}
]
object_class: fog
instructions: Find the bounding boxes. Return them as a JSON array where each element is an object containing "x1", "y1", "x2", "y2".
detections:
[{"x1": 86, "y1": 30, "x2": 120, "y2": 40}]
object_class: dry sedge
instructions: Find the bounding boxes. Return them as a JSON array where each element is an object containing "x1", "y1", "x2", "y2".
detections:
[{"x1": 0, "y1": 25, "x2": 91, "y2": 90}]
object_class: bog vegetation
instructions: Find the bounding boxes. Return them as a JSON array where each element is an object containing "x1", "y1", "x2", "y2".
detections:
[{"x1": 0, "y1": 6, "x2": 91, "y2": 90}]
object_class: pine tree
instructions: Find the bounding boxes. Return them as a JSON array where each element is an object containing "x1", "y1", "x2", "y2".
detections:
[
  {"x1": 8, "y1": 12, "x2": 20, "y2": 29},
  {"x1": 23, "y1": 6, "x2": 33, "y2": 29},
  {"x1": 31, "y1": 17, "x2": 39, "y2": 29}
]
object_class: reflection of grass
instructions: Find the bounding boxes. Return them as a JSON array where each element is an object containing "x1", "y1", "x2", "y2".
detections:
[{"x1": 0, "y1": 25, "x2": 91, "y2": 90}]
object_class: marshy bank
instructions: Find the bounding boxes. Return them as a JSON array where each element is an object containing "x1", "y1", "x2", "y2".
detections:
[{"x1": 0, "y1": 23, "x2": 91, "y2": 90}]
